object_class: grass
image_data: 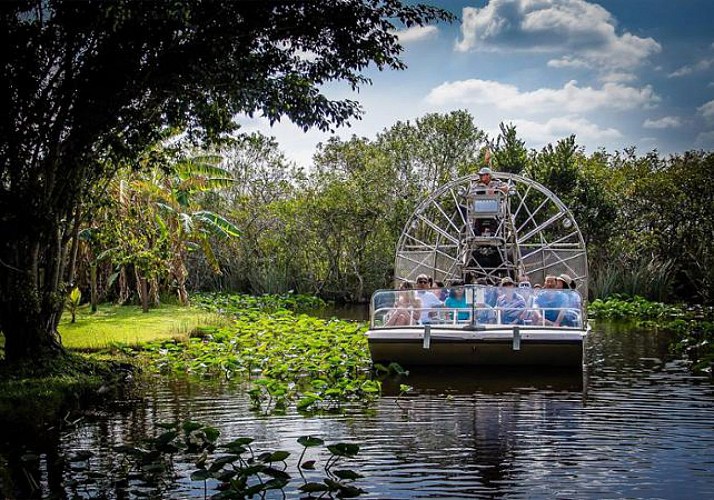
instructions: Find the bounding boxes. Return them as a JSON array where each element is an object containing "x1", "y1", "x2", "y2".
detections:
[
  {"x1": 1, "y1": 303, "x2": 226, "y2": 425},
  {"x1": 58, "y1": 303, "x2": 226, "y2": 350}
]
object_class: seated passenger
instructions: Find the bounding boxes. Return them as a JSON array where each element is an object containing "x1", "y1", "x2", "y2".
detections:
[
  {"x1": 385, "y1": 282, "x2": 421, "y2": 326},
  {"x1": 496, "y1": 277, "x2": 526, "y2": 324},
  {"x1": 473, "y1": 299, "x2": 497, "y2": 324},
  {"x1": 433, "y1": 280, "x2": 449, "y2": 301},
  {"x1": 415, "y1": 273, "x2": 443, "y2": 324},
  {"x1": 558, "y1": 273, "x2": 582, "y2": 327},
  {"x1": 444, "y1": 285, "x2": 469, "y2": 322},
  {"x1": 517, "y1": 277, "x2": 537, "y2": 323},
  {"x1": 534, "y1": 275, "x2": 569, "y2": 326},
  {"x1": 475, "y1": 277, "x2": 498, "y2": 307}
]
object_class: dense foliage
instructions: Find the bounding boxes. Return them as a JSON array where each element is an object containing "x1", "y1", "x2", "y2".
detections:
[
  {"x1": 66, "y1": 113, "x2": 714, "y2": 309},
  {"x1": 0, "y1": 0, "x2": 451, "y2": 365}
]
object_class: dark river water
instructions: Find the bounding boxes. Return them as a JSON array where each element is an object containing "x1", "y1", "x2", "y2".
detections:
[{"x1": 2, "y1": 320, "x2": 714, "y2": 499}]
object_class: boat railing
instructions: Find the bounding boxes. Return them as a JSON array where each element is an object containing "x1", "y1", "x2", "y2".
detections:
[{"x1": 371, "y1": 286, "x2": 584, "y2": 329}]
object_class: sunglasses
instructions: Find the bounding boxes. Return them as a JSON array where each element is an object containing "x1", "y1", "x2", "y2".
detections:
[{"x1": 416, "y1": 280, "x2": 428, "y2": 284}]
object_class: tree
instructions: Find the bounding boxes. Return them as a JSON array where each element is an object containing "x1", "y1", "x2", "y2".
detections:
[
  {"x1": 491, "y1": 122, "x2": 528, "y2": 175},
  {"x1": 0, "y1": 0, "x2": 452, "y2": 366},
  {"x1": 376, "y1": 111, "x2": 487, "y2": 194}
]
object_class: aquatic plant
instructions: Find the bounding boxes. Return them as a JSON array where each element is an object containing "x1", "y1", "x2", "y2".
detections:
[
  {"x1": 192, "y1": 291, "x2": 327, "y2": 316},
  {"x1": 60, "y1": 420, "x2": 365, "y2": 499},
  {"x1": 588, "y1": 295, "x2": 681, "y2": 320},
  {"x1": 134, "y1": 293, "x2": 378, "y2": 414},
  {"x1": 588, "y1": 295, "x2": 714, "y2": 374}
]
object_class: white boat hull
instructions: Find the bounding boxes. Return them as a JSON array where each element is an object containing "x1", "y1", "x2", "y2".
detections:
[{"x1": 367, "y1": 325, "x2": 588, "y2": 368}]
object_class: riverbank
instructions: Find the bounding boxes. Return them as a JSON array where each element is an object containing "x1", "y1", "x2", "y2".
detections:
[
  {"x1": 0, "y1": 303, "x2": 223, "y2": 426},
  {"x1": 0, "y1": 294, "x2": 373, "y2": 426}
]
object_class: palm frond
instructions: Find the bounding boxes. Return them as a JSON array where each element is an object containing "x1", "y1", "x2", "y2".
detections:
[{"x1": 192, "y1": 210, "x2": 240, "y2": 238}]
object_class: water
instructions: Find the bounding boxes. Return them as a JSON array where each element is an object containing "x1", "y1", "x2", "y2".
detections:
[{"x1": 2, "y1": 321, "x2": 714, "y2": 499}]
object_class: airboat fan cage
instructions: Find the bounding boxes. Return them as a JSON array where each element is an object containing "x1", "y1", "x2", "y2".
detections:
[{"x1": 394, "y1": 172, "x2": 588, "y2": 294}]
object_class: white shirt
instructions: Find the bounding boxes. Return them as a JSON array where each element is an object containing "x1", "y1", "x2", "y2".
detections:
[{"x1": 416, "y1": 290, "x2": 443, "y2": 323}]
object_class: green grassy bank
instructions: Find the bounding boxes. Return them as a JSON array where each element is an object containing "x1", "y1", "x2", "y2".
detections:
[
  {"x1": 0, "y1": 303, "x2": 225, "y2": 425},
  {"x1": 58, "y1": 303, "x2": 224, "y2": 350}
]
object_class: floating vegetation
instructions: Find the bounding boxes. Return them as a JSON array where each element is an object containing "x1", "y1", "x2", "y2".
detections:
[
  {"x1": 192, "y1": 291, "x2": 327, "y2": 317},
  {"x1": 133, "y1": 293, "x2": 379, "y2": 414},
  {"x1": 589, "y1": 295, "x2": 714, "y2": 374},
  {"x1": 588, "y1": 294, "x2": 682, "y2": 320},
  {"x1": 65, "y1": 420, "x2": 365, "y2": 499}
]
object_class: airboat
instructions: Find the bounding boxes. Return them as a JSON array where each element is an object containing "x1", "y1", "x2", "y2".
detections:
[{"x1": 366, "y1": 171, "x2": 590, "y2": 368}]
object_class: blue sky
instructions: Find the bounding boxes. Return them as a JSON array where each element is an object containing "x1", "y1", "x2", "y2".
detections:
[{"x1": 245, "y1": 0, "x2": 714, "y2": 167}]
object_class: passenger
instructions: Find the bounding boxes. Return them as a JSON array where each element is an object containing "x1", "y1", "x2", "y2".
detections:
[
  {"x1": 534, "y1": 275, "x2": 569, "y2": 326},
  {"x1": 433, "y1": 280, "x2": 448, "y2": 301},
  {"x1": 517, "y1": 277, "x2": 537, "y2": 323},
  {"x1": 473, "y1": 297, "x2": 497, "y2": 324},
  {"x1": 415, "y1": 273, "x2": 443, "y2": 324},
  {"x1": 444, "y1": 285, "x2": 469, "y2": 322},
  {"x1": 558, "y1": 273, "x2": 582, "y2": 327},
  {"x1": 475, "y1": 167, "x2": 508, "y2": 194},
  {"x1": 385, "y1": 282, "x2": 421, "y2": 326},
  {"x1": 475, "y1": 277, "x2": 498, "y2": 307},
  {"x1": 555, "y1": 274, "x2": 569, "y2": 290},
  {"x1": 496, "y1": 276, "x2": 526, "y2": 324}
]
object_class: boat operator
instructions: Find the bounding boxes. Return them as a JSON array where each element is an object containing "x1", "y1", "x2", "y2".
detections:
[{"x1": 475, "y1": 167, "x2": 509, "y2": 194}]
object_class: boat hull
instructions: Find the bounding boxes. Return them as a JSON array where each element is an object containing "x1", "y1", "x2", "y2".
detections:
[{"x1": 367, "y1": 326, "x2": 587, "y2": 368}]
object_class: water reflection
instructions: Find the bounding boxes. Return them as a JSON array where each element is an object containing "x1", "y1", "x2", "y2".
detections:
[
  {"x1": 2, "y1": 321, "x2": 714, "y2": 499},
  {"x1": 379, "y1": 366, "x2": 584, "y2": 396}
]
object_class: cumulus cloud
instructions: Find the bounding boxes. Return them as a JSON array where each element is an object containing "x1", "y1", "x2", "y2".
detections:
[
  {"x1": 698, "y1": 99, "x2": 714, "y2": 122},
  {"x1": 425, "y1": 79, "x2": 660, "y2": 114},
  {"x1": 395, "y1": 25, "x2": 438, "y2": 43},
  {"x1": 455, "y1": 0, "x2": 661, "y2": 70},
  {"x1": 669, "y1": 58, "x2": 714, "y2": 78},
  {"x1": 643, "y1": 116, "x2": 682, "y2": 129},
  {"x1": 510, "y1": 116, "x2": 622, "y2": 146}
]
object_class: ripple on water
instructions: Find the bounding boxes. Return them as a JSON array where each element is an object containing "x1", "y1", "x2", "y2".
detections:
[{"x1": 31, "y1": 323, "x2": 711, "y2": 498}]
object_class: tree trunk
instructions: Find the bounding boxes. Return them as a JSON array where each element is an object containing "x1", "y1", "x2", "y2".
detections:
[
  {"x1": 135, "y1": 267, "x2": 149, "y2": 313},
  {"x1": 172, "y1": 250, "x2": 190, "y2": 306},
  {"x1": 90, "y1": 263, "x2": 98, "y2": 313},
  {"x1": 0, "y1": 251, "x2": 65, "y2": 367},
  {"x1": 149, "y1": 276, "x2": 160, "y2": 307},
  {"x1": 118, "y1": 266, "x2": 130, "y2": 304}
]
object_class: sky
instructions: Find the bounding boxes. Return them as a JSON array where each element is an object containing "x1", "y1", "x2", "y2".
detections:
[{"x1": 243, "y1": 0, "x2": 714, "y2": 167}]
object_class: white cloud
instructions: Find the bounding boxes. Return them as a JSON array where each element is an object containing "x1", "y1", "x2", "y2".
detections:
[
  {"x1": 600, "y1": 72, "x2": 637, "y2": 83},
  {"x1": 643, "y1": 116, "x2": 682, "y2": 129},
  {"x1": 425, "y1": 79, "x2": 659, "y2": 114},
  {"x1": 455, "y1": 0, "x2": 660, "y2": 70},
  {"x1": 669, "y1": 58, "x2": 714, "y2": 78},
  {"x1": 547, "y1": 57, "x2": 590, "y2": 69},
  {"x1": 395, "y1": 25, "x2": 438, "y2": 43},
  {"x1": 698, "y1": 100, "x2": 714, "y2": 122},
  {"x1": 510, "y1": 116, "x2": 622, "y2": 146},
  {"x1": 695, "y1": 130, "x2": 714, "y2": 148}
]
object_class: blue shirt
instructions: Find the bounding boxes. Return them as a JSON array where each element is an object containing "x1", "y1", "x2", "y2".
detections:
[
  {"x1": 535, "y1": 291, "x2": 568, "y2": 323},
  {"x1": 445, "y1": 296, "x2": 469, "y2": 321},
  {"x1": 496, "y1": 291, "x2": 526, "y2": 324}
]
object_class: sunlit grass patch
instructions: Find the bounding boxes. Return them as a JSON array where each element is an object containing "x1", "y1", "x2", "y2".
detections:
[{"x1": 58, "y1": 303, "x2": 226, "y2": 350}]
